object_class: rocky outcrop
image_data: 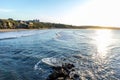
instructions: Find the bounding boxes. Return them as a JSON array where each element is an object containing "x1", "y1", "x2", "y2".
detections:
[
  {"x1": 0, "y1": 19, "x2": 74, "y2": 29},
  {"x1": 46, "y1": 63, "x2": 80, "y2": 80}
]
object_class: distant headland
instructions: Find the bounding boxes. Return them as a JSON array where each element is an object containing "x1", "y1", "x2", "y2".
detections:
[{"x1": 0, "y1": 18, "x2": 120, "y2": 30}]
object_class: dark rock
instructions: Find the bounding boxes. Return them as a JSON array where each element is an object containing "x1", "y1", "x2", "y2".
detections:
[
  {"x1": 46, "y1": 63, "x2": 80, "y2": 80},
  {"x1": 73, "y1": 74, "x2": 80, "y2": 80}
]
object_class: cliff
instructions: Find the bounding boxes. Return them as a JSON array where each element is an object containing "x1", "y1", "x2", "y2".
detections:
[
  {"x1": 0, "y1": 18, "x2": 120, "y2": 29},
  {"x1": 0, "y1": 19, "x2": 73, "y2": 29}
]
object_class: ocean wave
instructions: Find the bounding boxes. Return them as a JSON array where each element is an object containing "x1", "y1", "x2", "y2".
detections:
[
  {"x1": 0, "y1": 31, "x2": 32, "y2": 40},
  {"x1": 73, "y1": 31, "x2": 94, "y2": 40},
  {"x1": 53, "y1": 31, "x2": 75, "y2": 41},
  {"x1": 0, "y1": 30, "x2": 47, "y2": 41},
  {"x1": 37, "y1": 54, "x2": 118, "y2": 80}
]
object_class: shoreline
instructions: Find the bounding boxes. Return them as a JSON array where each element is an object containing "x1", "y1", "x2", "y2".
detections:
[
  {"x1": 0, "y1": 27, "x2": 120, "y2": 32},
  {"x1": 0, "y1": 29, "x2": 39, "y2": 32}
]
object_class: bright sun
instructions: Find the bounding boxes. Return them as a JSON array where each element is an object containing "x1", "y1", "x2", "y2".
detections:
[{"x1": 62, "y1": 0, "x2": 120, "y2": 27}]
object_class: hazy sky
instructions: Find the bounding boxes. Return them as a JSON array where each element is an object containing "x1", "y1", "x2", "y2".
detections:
[{"x1": 0, "y1": 0, "x2": 120, "y2": 27}]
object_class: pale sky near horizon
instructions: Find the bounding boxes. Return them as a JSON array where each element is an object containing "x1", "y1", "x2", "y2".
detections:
[{"x1": 0, "y1": 0, "x2": 120, "y2": 27}]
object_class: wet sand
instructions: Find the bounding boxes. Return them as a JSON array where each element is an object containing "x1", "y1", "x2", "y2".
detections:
[{"x1": 0, "y1": 29, "x2": 33, "y2": 32}]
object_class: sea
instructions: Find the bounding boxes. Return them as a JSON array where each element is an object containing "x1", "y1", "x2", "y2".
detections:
[{"x1": 0, "y1": 29, "x2": 120, "y2": 80}]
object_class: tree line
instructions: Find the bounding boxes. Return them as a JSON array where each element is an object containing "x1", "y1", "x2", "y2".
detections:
[{"x1": 0, "y1": 19, "x2": 74, "y2": 29}]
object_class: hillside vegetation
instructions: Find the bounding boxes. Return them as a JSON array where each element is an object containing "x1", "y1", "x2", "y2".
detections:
[
  {"x1": 0, "y1": 18, "x2": 120, "y2": 29},
  {"x1": 0, "y1": 19, "x2": 73, "y2": 29}
]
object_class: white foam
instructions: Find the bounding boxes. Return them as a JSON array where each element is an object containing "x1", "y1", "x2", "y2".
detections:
[
  {"x1": 41, "y1": 57, "x2": 62, "y2": 67},
  {"x1": 0, "y1": 30, "x2": 46, "y2": 40}
]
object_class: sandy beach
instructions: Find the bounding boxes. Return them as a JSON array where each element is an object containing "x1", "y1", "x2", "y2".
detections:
[{"x1": 0, "y1": 29, "x2": 33, "y2": 32}]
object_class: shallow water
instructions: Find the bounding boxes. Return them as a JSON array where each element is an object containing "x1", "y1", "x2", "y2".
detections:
[{"x1": 0, "y1": 29, "x2": 120, "y2": 80}]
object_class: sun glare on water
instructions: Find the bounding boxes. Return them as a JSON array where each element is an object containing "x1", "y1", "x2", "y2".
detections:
[{"x1": 93, "y1": 30, "x2": 113, "y2": 60}]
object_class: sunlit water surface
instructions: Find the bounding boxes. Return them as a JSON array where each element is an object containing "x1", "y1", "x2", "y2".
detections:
[{"x1": 0, "y1": 29, "x2": 120, "y2": 80}]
